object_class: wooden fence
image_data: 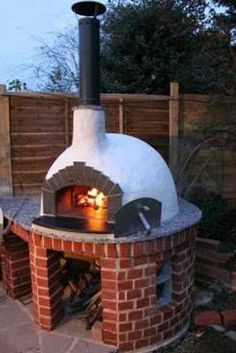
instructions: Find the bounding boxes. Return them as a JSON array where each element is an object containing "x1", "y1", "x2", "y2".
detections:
[
  {"x1": 0, "y1": 84, "x2": 178, "y2": 199},
  {"x1": 0, "y1": 83, "x2": 235, "y2": 208}
]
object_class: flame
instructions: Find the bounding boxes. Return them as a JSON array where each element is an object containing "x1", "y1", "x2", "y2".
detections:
[{"x1": 76, "y1": 188, "x2": 106, "y2": 210}]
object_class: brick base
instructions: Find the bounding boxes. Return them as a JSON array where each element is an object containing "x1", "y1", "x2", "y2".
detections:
[{"x1": 1, "y1": 224, "x2": 197, "y2": 352}]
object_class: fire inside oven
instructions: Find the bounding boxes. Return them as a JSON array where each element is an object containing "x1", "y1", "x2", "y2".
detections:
[{"x1": 57, "y1": 185, "x2": 108, "y2": 221}]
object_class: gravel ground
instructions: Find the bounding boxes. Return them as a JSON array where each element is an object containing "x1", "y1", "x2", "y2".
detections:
[{"x1": 159, "y1": 326, "x2": 236, "y2": 353}]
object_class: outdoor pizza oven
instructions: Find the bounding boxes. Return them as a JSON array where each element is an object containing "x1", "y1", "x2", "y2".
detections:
[
  {"x1": 32, "y1": 0, "x2": 179, "y2": 238},
  {"x1": 0, "y1": 3, "x2": 202, "y2": 353}
]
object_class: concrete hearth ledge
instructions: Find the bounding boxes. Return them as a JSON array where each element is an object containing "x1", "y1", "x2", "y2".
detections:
[{"x1": 0, "y1": 197, "x2": 201, "y2": 243}]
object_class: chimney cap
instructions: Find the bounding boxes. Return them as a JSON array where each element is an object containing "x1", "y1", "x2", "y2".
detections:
[{"x1": 72, "y1": 1, "x2": 106, "y2": 16}]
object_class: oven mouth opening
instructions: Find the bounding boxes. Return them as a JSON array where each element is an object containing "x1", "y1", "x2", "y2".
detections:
[
  {"x1": 33, "y1": 185, "x2": 114, "y2": 235},
  {"x1": 57, "y1": 185, "x2": 108, "y2": 222}
]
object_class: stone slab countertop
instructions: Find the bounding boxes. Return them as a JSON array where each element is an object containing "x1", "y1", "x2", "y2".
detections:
[{"x1": 0, "y1": 197, "x2": 202, "y2": 243}]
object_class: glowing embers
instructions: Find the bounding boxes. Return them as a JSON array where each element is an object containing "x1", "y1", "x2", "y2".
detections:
[
  {"x1": 75, "y1": 188, "x2": 107, "y2": 210},
  {"x1": 57, "y1": 185, "x2": 108, "y2": 223}
]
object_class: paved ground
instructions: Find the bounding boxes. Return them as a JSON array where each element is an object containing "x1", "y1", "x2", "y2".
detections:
[{"x1": 0, "y1": 283, "x2": 117, "y2": 353}]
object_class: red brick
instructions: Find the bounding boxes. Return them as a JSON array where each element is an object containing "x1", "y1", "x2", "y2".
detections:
[
  {"x1": 118, "y1": 280, "x2": 133, "y2": 291},
  {"x1": 135, "y1": 338, "x2": 149, "y2": 349},
  {"x1": 102, "y1": 290, "x2": 117, "y2": 300},
  {"x1": 128, "y1": 330, "x2": 142, "y2": 340},
  {"x1": 101, "y1": 258, "x2": 117, "y2": 269},
  {"x1": 62, "y1": 240, "x2": 72, "y2": 253},
  {"x1": 144, "y1": 286, "x2": 156, "y2": 296},
  {"x1": 107, "y1": 243, "x2": 117, "y2": 257},
  {"x1": 145, "y1": 266, "x2": 156, "y2": 276},
  {"x1": 119, "y1": 259, "x2": 131, "y2": 268},
  {"x1": 119, "y1": 342, "x2": 134, "y2": 351},
  {"x1": 156, "y1": 239, "x2": 164, "y2": 252},
  {"x1": 119, "y1": 323, "x2": 132, "y2": 332},
  {"x1": 42, "y1": 237, "x2": 52, "y2": 249},
  {"x1": 194, "y1": 311, "x2": 221, "y2": 326},
  {"x1": 117, "y1": 271, "x2": 126, "y2": 280},
  {"x1": 144, "y1": 241, "x2": 155, "y2": 255},
  {"x1": 119, "y1": 243, "x2": 132, "y2": 257},
  {"x1": 52, "y1": 239, "x2": 62, "y2": 251},
  {"x1": 163, "y1": 238, "x2": 172, "y2": 251},
  {"x1": 150, "y1": 334, "x2": 162, "y2": 345},
  {"x1": 128, "y1": 310, "x2": 143, "y2": 320},
  {"x1": 135, "y1": 278, "x2": 150, "y2": 289},
  {"x1": 150, "y1": 315, "x2": 162, "y2": 325},
  {"x1": 118, "y1": 291, "x2": 125, "y2": 300},
  {"x1": 119, "y1": 313, "x2": 127, "y2": 322},
  {"x1": 135, "y1": 319, "x2": 149, "y2": 330},
  {"x1": 35, "y1": 258, "x2": 48, "y2": 268},
  {"x1": 163, "y1": 328, "x2": 173, "y2": 339},
  {"x1": 103, "y1": 321, "x2": 117, "y2": 332},
  {"x1": 118, "y1": 301, "x2": 134, "y2": 311},
  {"x1": 32, "y1": 233, "x2": 42, "y2": 246},
  {"x1": 102, "y1": 280, "x2": 117, "y2": 290},
  {"x1": 161, "y1": 306, "x2": 174, "y2": 320},
  {"x1": 103, "y1": 330, "x2": 117, "y2": 343},
  {"x1": 137, "y1": 298, "x2": 150, "y2": 308},
  {"x1": 171, "y1": 316, "x2": 180, "y2": 326},
  {"x1": 133, "y1": 242, "x2": 144, "y2": 257},
  {"x1": 221, "y1": 310, "x2": 236, "y2": 326},
  {"x1": 101, "y1": 270, "x2": 117, "y2": 280},
  {"x1": 103, "y1": 311, "x2": 117, "y2": 321},
  {"x1": 144, "y1": 327, "x2": 156, "y2": 337},
  {"x1": 84, "y1": 243, "x2": 93, "y2": 255},
  {"x1": 102, "y1": 300, "x2": 117, "y2": 311},
  {"x1": 158, "y1": 322, "x2": 169, "y2": 332},
  {"x1": 95, "y1": 243, "x2": 105, "y2": 257},
  {"x1": 118, "y1": 333, "x2": 127, "y2": 342},
  {"x1": 127, "y1": 289, "x2": 142, "y2": 300},
  {"x1": 73, "y1": 242, "x2": 83, "y2": 254},
  {"x1": 127, "y1": 269, "x2": 143, "y2": 279},
  {"x1": 133, "y1": 257, "x2": 147, "y2": 266}
]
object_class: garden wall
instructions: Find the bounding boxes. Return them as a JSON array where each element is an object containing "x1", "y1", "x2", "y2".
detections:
[{"x1": 196, "y1": 237, "x2": 236, "y2": 291}]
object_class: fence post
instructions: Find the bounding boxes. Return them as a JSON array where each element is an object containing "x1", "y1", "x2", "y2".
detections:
[
  {"x1": 0, "y1": 89, "x2": 13, "y2": 197},
  {"x1": 169, "y1": 82, "x2": 180, "y2": 173},
  {"x1": 0, "y1": 85, "x2": 6, "y2": 94},
  {"x1": 119, "y1": 98, "x2": 124, "y2": 134},
  {"x1": 64, "y1": 99, "x2": 70, "y2": 146}
]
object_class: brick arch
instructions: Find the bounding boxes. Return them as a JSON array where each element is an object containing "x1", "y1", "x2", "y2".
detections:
[{"x1": 41, "y1": 162, "x2": 123, "y2": 223}]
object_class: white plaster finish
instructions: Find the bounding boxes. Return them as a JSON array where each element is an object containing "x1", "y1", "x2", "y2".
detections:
[{"x1": 44, "y1": 106, "x2": 178, "y2": 222}]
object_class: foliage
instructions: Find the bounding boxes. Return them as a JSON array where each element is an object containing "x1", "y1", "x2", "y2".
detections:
[
  {"x1": 8, "y1": 79, "x2": 27, "y2": 92},
  {"x1": 173, "y1": 94, "x2": 236, "y2": 243},
  {"x1": 29, "y1": 0, "x2": 235, "y2": 93},
  {"x1": 100, "y1": 0, "x2": 234, "y2": 94},
  {"x1": 31, "y1": 28, "x2": 79, "y2": 92},
  {"x1": 188, "y1": 187, "x2": 228, "y2": 240}
]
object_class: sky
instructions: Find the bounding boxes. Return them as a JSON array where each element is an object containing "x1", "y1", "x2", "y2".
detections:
[{"x1": 0, "y1": 0, "x2": 78, "y2": 89}]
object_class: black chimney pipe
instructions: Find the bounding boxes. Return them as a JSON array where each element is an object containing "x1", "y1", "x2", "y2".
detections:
[
  {"x1": 72, "y1": 1, "x2": 106, "y2": 106},
  {"x1": 79, "y1": 17, "x2": 100, "y2": 106}
]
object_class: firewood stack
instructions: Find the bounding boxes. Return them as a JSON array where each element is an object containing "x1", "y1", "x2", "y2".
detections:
[{"x1": 61, "y1": 257, "x2": 102, "y2": 330}]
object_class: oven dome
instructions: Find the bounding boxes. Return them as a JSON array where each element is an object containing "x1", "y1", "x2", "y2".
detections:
[{"x1": 44, "y1": 106, "x2": 179, "y2": 223}]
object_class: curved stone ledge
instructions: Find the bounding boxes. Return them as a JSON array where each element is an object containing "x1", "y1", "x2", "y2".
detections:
[{"x1": 0, "y1": 197, "x2": 201, "y2": 243}]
